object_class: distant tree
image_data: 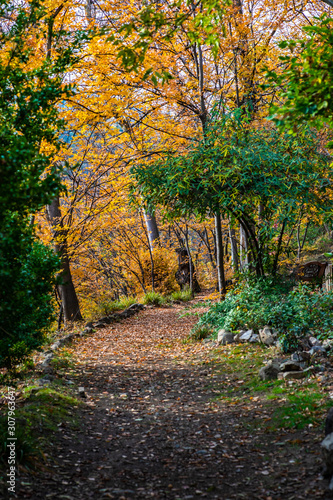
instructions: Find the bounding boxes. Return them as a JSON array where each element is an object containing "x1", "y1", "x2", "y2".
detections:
[{"x1": 132, "y1": 112, "x2": 333, "y2": 279}]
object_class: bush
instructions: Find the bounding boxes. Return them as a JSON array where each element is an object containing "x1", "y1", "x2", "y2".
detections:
[
  {"x1": 130, "y1": 247, "x2": 179, "y2": 294},
  {"x1": 83, "y1": 294, "x2": 137, "y2": 320},
  {"x1": 0, "y1": 225, "x2": 60, "y2": 368},
  {"x1": 186, "y1": 324, "x2": 213, "y2": 342},
  {"x1": 143, "y1": 291, "x2": 166, "y2": 306},
  {"x1": 170, "y1": 287, "x2": 193, "y2": 302},
  {"x1": 198, "y1": 277, "x2": 333, "y2": 351}
]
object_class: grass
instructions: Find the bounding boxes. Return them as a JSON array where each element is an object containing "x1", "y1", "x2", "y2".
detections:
[
  {"x1": 0, "y1": 386, "x2": 82, "y2": 469},
  {"x1": 85, "y1": 295, "x2": 138, "y2": 320},
  {"x1": 183, "y1": 324, "x2": 214, "y2": 343},
  {"x1": 169, "y1": 287, "x2": 193, "y2": 303},
  {"x1": 143, "y1": 291, "x2": 167, "y2": 306},
  {"x1": 50, "y1": 348, "x2": 76, "y2": 371},
  {"x1": 194, "y1": 342, "x2": 331, "y2": 432}
]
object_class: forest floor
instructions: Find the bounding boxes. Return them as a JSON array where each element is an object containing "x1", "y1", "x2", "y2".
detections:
[{"x1": 1, "y1": 293, "x2": 333, "y2": 500}]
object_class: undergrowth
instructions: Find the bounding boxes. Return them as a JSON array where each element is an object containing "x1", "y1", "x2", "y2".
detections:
[
  {"x1": 196, "y1": 277, "x2": 333, "y2": 351},
  {"x1": 0, "y1": 387, "x2": 82, "y2": 468},
  {"x1": 206, "y1": 344, "x2": 330, "y2": 431},
  {"x1": 84, "y1": 295, "x2": 138, "y2": 320}
]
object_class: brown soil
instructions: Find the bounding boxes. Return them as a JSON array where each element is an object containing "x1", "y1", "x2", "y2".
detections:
[{"x1": 3, "y1": 296, "x2": 333, "y2": 499}]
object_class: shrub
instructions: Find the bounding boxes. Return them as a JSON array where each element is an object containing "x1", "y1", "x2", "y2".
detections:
[
  {"x1": 143, "y1": 291, "x2": 166, "y2": 306},
  {"x1": 170, "y1": 287, "x2": 193, "y2": 302},
  {"x1": 186, "y1": 324, "x2": 213, "y2": 342},
  {"x1": 130, "y1": 247, "x2": 179, "y2": 294},
  {"x1": 198, "y1": 277, "x2": 333, "y2": 352},
  {"x1": 0, "y1": 231, "x2": 60, "y2": 369},
  {"x1": 83, "y1": 294, "x2": 137, "y2": 319}
]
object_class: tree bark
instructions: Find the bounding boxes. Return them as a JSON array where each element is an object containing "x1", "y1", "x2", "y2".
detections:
[
  {"x1": 215, "y1": 212, "x2": 226, "y2": 295},
  {"x1": 47, "y1": 198, "x2": 83, "y2": 323},
  {"x1": 144, "y1": 210, "x2": 160, "y2": 251},
  {"x1": 229, "y1": 225, "x2": 239, "y2": 272},
  {"x1": 240, "y1": 223, "x2": 248, "y2": 270}
]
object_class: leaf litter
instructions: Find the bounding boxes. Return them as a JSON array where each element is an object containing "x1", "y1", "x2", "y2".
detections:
[{"x1": 9, "y1": 296, "x2": 332, "y2": 499}]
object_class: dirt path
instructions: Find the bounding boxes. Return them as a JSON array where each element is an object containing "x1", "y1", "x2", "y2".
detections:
[{"x1": 14, "y1": 301, "x2": 331, "y2": 499}]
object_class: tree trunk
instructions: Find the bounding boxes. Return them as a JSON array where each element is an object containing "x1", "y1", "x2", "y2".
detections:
[
  {"x1": 215, "y1": 212, "x2": 226, "y2": 295},
  {"x1": 47, "y1": 198, "x2": 83, "y2": 323},
  {"x1": 184, "y1": 230, "x2": 193, "y2": 293},
  {"x1": 229, "y1": 225, "x2": 239, "y2": 272},
  {"x1": 240, "y1": 223, "x2": 248, "y2": 270},
  {"x1": 144, "y1": 210, "x2": 160, "y2": 251}
]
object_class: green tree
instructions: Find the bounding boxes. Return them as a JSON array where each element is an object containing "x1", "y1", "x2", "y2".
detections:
[
  {"x1": 0, "y1": 0, "x2": 80, "y2": 367},
  {"x1": 267, "y1": 14, "x2": 333, "y2": 137},
  {"x1": 132, "y1": 112, "x2": 333, "y2": 278}
]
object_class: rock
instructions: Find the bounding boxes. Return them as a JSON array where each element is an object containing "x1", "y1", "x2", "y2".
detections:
[
  {"x1": 259, "y1": 360, "x2": 280, "y2": 380},
  {"x1": 37, "y1": 378, "x2": 51, "y2": 386},
  {"x1": 290, "y1": 352, "x2": 302, "y2": 362},
  {"x1": 217, "y1": 329, "x2": 234, "y2": 345},
  {"x1": 50, "y1": 341, "x2": 61, "y2": 350},
  {"x1": 127, "y1": 303, "x2": 144, "y2": 312},
  {"x1": 323, "y1": 339, "x2": 333, "y2": 351},
  {"x1": 78, "y1": 387, "x2": 86, "y2": 398},
  {"x1": 278, "y1": 371, "x2": 306, "y2": 380},
  {"x1": 259, "y1": 326, "x2": 276, "y2": 346},
  {"x1": 94, "y1": 321, "x2": 107, "y2": 328},
  {"x1": 99, "y1": 316, "x2": 113, "y2": 324},
  {"x1": 325, "y1": 408, "x2": 333, "y2": 436},
  {"x1": 249, "y1": 334, "x2": 259, "y2": 343},
  {"x1": 313, "y1": 364, "x2": 326, "y2": 373},
  {"x1": 41, "y1": 353, "x2": 54, "y2": 367},
  {"x1": 321, "y1": 432, "x2": 333, "y2": 476},
  {"x1": 299, "y1": 351, "x2": 311, "y2": 362},
  {"x1": 309, "y1": 346, "x2": 327, "y2": 356},
  {"x1": 279, "y1": 360, "x2": 302, "y2": 372},
  {"x1": 309, "y1": 336, "x2": 321, "y2": 347},
  {"x1": 239, "y1": 330, "x2": 253, "y2": 342}
]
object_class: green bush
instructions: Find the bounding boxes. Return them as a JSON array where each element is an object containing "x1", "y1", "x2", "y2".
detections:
[
  {"x1": 143, "y1": 291, "x2": 166, "y2": 306},
  {"x1": 0, "y1": 227, "x2": 60, "y2": 368},
  {"x1": 170, "y1": 287, "x2": 193, "y2": 303},
  {"x1": 86, "y1": 295, "x2": 137, "y2": 319},
  {"x1": 186, "y1": 324, "x2": 213, "y2": 343},
  {"x1": 198, "y1": 277, "x2": 333, "y2": 351}
]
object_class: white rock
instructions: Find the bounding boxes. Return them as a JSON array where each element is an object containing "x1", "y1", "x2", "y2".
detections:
[
  {"x1": 259, "y1": 360, "x2": 280, "y2": 381},
  {"x1": 309, "y1": 336, "x2": 321, "y2": 347},
  {"x1": 239, "y1": 330, "x2": 253, "y2": 342},
  {"x1": 278, "y1": 371, "x2": 306, "y2": 380},
  {"x1": 217, "y1": 329, "x2": 234, "y2": 345}
]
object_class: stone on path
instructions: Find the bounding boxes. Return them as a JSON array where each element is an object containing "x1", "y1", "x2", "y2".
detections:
[
  {"x1": 259, "y1": 359, "x2": 280, "y2": 380},
  {"x1": 217, "y1": 329, "x2": 234, "y2": 345}
]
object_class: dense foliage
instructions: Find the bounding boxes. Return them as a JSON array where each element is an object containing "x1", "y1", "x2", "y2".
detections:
[
  {"x1": 267, "y1": 14, "x2": 333, "y2": 136},
  {"x1": 132, "y1": 112, "x2": 333, "y2": 276},
  {"x1": 198, "y1": 278, "x2": 333, "y2": 351},
  {"x1": 0, "y1": 1, "x2": 79, "y2": 367}
]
